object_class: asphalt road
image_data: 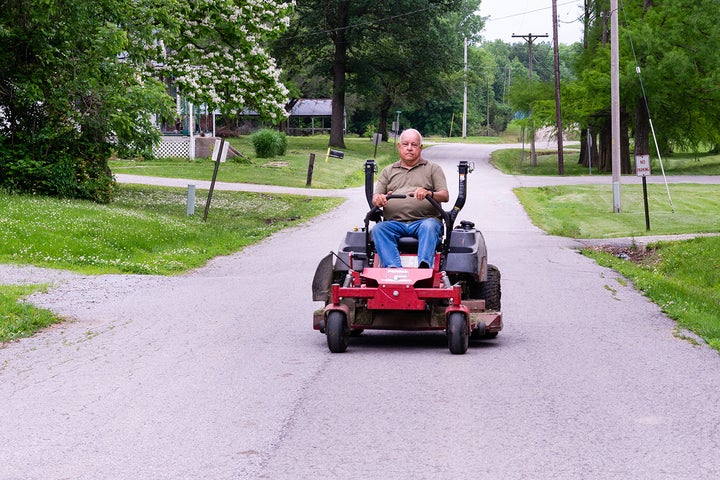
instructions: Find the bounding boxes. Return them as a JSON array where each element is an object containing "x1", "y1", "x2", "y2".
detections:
[{"x1": 1, "y1": 143, "x2": 719, "y2": 479}]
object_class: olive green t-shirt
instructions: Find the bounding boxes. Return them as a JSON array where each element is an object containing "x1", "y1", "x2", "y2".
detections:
[{"x1": 375, "y1": 158, "x2": 448, "y2": 222}]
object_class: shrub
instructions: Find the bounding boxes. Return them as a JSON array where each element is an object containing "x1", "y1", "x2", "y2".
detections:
[
  {"x1": 250, "y1": 129, "x2": 287, "y2": 158},
  {"x1": 0, "y1": 134, "x2": 116, "y2": 203}
]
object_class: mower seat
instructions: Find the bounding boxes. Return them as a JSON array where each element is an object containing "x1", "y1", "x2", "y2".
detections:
[
  {"x1": 397, "y1": 236, "x2": 420, "y2": 253},
  {"x1": 397, "y1": 237, "x2": 443, "y2": 254}
]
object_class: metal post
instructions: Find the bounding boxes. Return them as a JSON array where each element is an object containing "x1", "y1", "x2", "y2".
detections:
[
  {"x1": 186, "y1": 184, "x2": 195, "y2": 216},
  {"x1": 642, "y1": 176, "x2": 650, "y2": 230},
  {"x1": 306, "y1": 153, "x2": 316, "y2": 187},
  {"x1": 203, "y1": 138, "x2": 224, "y2": 222}
]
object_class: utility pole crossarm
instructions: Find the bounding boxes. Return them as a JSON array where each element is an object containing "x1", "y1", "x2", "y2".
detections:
[{"x1": 511, "y1": 33, "x2": 549, "y2": 79}]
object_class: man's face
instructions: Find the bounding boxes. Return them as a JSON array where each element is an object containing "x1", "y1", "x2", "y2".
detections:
[{"x1": 398, "y1": 133, "x2": 422, "y2": 164}]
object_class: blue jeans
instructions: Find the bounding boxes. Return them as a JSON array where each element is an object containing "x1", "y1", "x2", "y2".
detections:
[{"x1": 372, "y1": 218, "x2": 442, "y2": 268}]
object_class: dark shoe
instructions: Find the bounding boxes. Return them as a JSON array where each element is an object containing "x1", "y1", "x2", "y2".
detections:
[{"x1": 418, "y1": 261, "x2": 431, "y2": 269}]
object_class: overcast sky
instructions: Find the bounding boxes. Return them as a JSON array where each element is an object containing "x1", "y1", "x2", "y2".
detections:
[{"x1": 478, "y1": 0, "x2": 584, "y2": 45}]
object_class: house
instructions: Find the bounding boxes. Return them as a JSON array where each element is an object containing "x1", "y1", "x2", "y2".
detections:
[
  {"x1": 286, "y1": 99, "x2": 344, "y2": 136},
  {"x1": 152, "y1": 98, "x2": 343, "y2": 159}
]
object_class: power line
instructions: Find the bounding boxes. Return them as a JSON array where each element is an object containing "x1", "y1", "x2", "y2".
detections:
[{"x1": 483, "y1": 0, "x2": 579, "y2": 23}]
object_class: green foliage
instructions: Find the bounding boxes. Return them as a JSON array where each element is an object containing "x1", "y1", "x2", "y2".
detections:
[
  {"x1": 569, "y1": 0, "x2": 720, "y2": 151},
  {"x1": 276, "y1": 0, "x2": 484, "y2": 141},
  {"x1": 0, "y1": 0, "x2": 294, "y2": 202},
  {"x1": 250, "y1": 129, "x2": 288, "y2": 158},
  {"x1": 0, "y1": 133, "x2": 117, "y2": 203}
]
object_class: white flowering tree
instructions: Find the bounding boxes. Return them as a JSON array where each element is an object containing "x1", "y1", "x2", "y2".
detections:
[
  {"x1": 157, "y1": 0, "x2": 295, "y2": 122},
  {"x1": 0, "y1": 0, "x2": 294, "y2": 202}
]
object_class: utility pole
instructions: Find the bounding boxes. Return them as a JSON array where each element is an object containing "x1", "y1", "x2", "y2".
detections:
[
  {"x1": 610, "y1": 0, "x2": 622, "y2": 212},
  {"x1": 513, "y1": 32, "x2": 548, "y2": 167},
  {"x1": 463, "y1": 37, "x2": 468, "y2": 139},
  {"x1": 552, "y1": 0, "x2": 564, "y2": 175}
]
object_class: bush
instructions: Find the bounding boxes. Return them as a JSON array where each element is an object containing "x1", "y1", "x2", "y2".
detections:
[
  {"x1": 0, "y1": 134, "x2": 116, "y2": 203},
  {"x1": 250, "y1": 129, "x2": 287, "y2": 158}
]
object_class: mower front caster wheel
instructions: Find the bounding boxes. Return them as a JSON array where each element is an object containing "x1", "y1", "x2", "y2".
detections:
[
  {"x1": 326, "y1": 311, "x2": 350, "y2": 353},
  {"x1": 447, "y1": 312, "x2": 469, "y2": 354}
]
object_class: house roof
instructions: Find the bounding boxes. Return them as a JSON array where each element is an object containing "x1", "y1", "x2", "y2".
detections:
[{"x1": 290, "y1": 99, "x2": 332, "y2": 117}]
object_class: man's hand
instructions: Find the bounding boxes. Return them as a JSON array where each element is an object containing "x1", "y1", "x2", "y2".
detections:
[
  {"x1": 413, "y1": 187, "x2": 433, "y2": 201},
  {"x1": 372, "y1": 190, "x2": 393, "y2": 207}
]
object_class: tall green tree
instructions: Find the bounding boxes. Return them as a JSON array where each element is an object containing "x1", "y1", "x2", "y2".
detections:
[
  {"x1": 0, "y1": 0, "x2": 294, "y2": 201},
  {"x1": 351, "y1": 0, "x2": 483, "y2": 139},
  {"x1": 571, "y1": 0, "x2": 720, "y2": 172},
  {"x1": 275, "y1": 0, "x2": 480, "y2": 147}
]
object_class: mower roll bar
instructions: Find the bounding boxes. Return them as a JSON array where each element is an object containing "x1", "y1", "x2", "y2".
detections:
[{"x1": 362, "y1": 159, "x2": 472, "y2": 269}]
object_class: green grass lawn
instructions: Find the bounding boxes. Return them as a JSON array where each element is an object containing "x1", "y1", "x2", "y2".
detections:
[
  {"x1": 1, "y1": 183, "x2": 342, "y2": 343},
  {"x1": 0, "y1": 284, "x2": 59, "y2": 343},
  {"x1": 111, "y1": 135, "x2": 398, "y2": 189},
  {"x1": 492, "y1": 147, "x2": 720, "y2": 176},
  {"x1": 0, "y1": 185, "x2": 342, "y2": 275},
  {"x1": 109, "y1": 132, "x2": 525, "y2": 189},
  {"x1": 515, "y1": 184, "x2": 720, "y2": 238}
]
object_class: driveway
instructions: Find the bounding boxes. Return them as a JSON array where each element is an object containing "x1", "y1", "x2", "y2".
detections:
[{"x1": 1, "y1": 143, "x2": 719, "y2": 479}]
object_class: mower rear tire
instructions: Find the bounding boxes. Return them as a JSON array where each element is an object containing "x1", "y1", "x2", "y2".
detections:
[
  {"x1": 447, "y1": 312, "x2": 469, "y2": 354},
  {"x1": 326, "y1": 311, "x2": 349, "y2": 353},
  {"x1": 479, "y1": 264, "x2": 501, "y2": 311}
]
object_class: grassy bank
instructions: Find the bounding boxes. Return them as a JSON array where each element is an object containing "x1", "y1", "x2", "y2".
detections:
[
  {"x1": 584, "y1": 237, "x2": 720, "y2": 351},
  {"x1": 515, "y1": 184, "x2": 720, "y2": 238},
  {"x1": 110, "y1": 135, "x2": 397, "y2": 189},
  {"x1": 0, "y1": 185, "x2": 342, "y2": 275},
  {"x1": 513, "y1": 182, "x2": 720, "y2": 351},
  {"x1": 492, "y1": 147, "x2": 720, "y2": 176},
  {"x1": 0, "y1": 284, "x2": 59, "y2": 343}
]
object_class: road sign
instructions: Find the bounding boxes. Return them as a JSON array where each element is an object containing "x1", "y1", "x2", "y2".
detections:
[{"x1": 636, "y1": 154, "x2": 651, "y2": 177}]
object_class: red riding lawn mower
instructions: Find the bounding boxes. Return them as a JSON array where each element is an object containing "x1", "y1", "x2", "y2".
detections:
[{"x1": 312, "y1": 159, "x2": 502, "y2": 354}]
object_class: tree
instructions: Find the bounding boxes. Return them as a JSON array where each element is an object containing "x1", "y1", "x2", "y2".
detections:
[
  {"x1": 159, "y1": 0, "x2": 295, "y2": 121},
  {"x1": 0, "y1": 0, "x2": 294, "y2": 202},
  {"x1": 571, "y1": 0, "x2": 720, "y2": 172},
  {"x1": 350, "y1": 1, "x2": 483, "y2": 140},
  {"x1": 276, "y1": 0, "x2": 479, "y2": 147}
]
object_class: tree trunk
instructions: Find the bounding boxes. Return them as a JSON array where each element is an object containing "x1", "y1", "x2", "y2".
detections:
[
  {"x1": 621, "y1": 109, "x2": 632, "y2": 174},
  {"x1": 597, "y1": 112, "x2": 631, "y2": 174},
  {"x1": 378, "y1": 93, "x2": 393, "y2": 141},
  {"x1": 589, "y1": 129, "x2": 600, "y2": 170},
  {"x1": 579, "y1": 127, "x2": 588, "y2": 166},
  {"x1": 329, "y1": 1, "x2": 350, "y2": 149},
  {"x1": 598, "y1": 117, "x2": 611, "y2": 172},
  {"x1": 578, "y1": 127, "x2": 599, "y2": 169}
]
